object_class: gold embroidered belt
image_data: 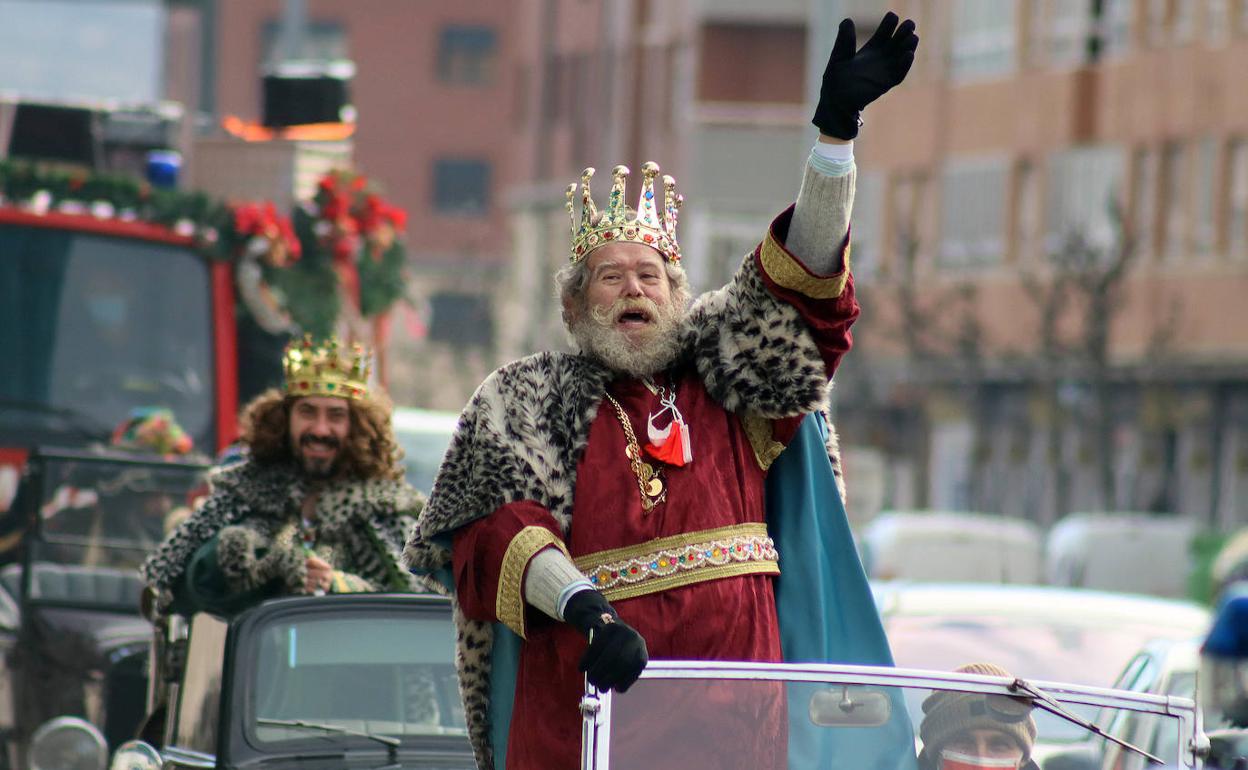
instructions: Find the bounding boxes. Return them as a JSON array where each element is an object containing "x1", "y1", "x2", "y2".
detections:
[{"x1": 574, "y1": 523, "x2": 779, "y2": 602}]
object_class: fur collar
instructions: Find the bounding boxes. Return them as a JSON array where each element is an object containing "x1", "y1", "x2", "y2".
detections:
[{"x1": 141, "y1": 458, "x2": 423, "y2": 608}]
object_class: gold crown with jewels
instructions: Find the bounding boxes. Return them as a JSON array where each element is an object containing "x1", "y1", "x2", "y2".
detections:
[
  {"x1": 565, "y1": 161, "x2": 683, "y2": 263},
  {"x1": 283, "y1": 335, "x2": 371, "y2": 401}
]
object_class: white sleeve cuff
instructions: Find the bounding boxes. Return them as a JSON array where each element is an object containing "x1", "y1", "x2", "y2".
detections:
[
  {"x1": 812, "y1": 140, "x2": 854, "y2": 162},
  {"x1": 557, "y1": 582, "x2": 595, "y2": 618},
  {"x1": 523, "y1": 546, "x2": 591, "y2": 621}
]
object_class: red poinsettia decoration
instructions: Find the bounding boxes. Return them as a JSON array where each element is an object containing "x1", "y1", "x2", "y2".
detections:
[
  {"x1": 311, "y1": 171, "x2": 409, "y2": 309},
  {"x1": 232, "y1": 201, "x2": 301, "y2": 266}
]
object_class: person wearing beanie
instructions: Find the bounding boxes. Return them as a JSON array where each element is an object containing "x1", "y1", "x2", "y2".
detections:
[{"x1": 918, "y1": 663, "x2": 1039, "y2": 770}]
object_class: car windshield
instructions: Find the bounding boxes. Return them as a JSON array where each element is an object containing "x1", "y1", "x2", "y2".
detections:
[
  {"x1": 585, "y1": 662, "x2": 1198, "y2": 770},
  {"x1": 16, "y1": 453, "x2": 205, "y2": 569},
  {"x1": 245, "y1": 607, "x2": 467, "y2": 746},
  {"x1": 0, "y1": 223, "x2": 215, "y2": 450}
]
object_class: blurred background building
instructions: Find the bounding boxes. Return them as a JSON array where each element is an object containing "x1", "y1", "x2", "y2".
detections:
[
  {"x1": 821, "y1": 0, "x2": 1248, "y2": 533},
  {"x1": 3, "y1": 0, "x2": 1248, "y2": 534}
]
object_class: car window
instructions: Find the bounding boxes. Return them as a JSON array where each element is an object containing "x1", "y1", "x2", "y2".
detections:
[{"x1": 247, "y1": 609, "x2": 466, "y2": 743}]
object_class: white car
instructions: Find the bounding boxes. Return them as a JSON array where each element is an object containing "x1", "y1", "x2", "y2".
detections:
[
  {"x1": 875, "y1": 582, "x2": 1211, "y2": 688},
  {"x1": 860, "y1": 510, "x2": 1045, "y2": 584}
]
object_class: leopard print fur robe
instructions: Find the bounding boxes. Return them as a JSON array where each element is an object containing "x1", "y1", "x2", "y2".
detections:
[
  {"x1": 140, "y1": 459, "x2": 425, "y2": 611},
  {"x1": 403, "y1": 251, "x2": 846, "y2": 769}
]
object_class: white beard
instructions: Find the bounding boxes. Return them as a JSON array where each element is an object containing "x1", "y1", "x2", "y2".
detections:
[{"x1": 570, "y1": 296, "x2": 685, "y2": 378}]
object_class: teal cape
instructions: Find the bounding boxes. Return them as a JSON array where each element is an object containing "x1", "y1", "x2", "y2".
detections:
[{"x1": 480, "y1": 412, "x2": 916, "y2": 769}]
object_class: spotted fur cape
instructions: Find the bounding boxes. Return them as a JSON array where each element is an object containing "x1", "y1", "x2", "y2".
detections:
[
  {"x1": 140, "y1": 459, "x2": 425, "y2": 612},
  {"x1": 403, "y1": 252, "x2": 844, "y2": 769}
]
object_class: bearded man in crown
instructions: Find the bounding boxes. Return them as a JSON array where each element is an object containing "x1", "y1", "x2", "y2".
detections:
[
  {"x1": 404, "y1": 13, "x2": 919, "y2": 770},
  {"x1": 141, "y1": 336, "x2": 425, "y2": 618}
]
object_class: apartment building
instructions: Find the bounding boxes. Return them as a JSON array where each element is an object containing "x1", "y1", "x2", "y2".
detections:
[
  {"x1": 212, "y1": 0, "x2": 517, "y2": 409},
  {"x1": 820, "y1": 0, "x2": 1248, "y2": 528}
]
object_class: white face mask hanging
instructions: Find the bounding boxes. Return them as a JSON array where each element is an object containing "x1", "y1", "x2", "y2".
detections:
[{"x1": 938, "y1": 749, "x2": 1020, "y2": 770}]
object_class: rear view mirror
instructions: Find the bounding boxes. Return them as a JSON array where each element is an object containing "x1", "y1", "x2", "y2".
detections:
[{"x1": 808, "y1": 686, "x2": 892, "y2": 727}]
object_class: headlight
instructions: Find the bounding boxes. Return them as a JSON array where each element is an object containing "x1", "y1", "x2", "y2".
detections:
[
  {"x1": 28, "y1": 716, "x2": 107, "y2": 770},
  {"x1": 107, "y1": 740, "x2": 162, "y2": 770}
]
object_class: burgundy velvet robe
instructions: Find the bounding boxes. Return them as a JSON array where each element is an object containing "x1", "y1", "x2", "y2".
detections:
[{"x1": 452, "y1": 240, "x2": 859, "y2": 769}]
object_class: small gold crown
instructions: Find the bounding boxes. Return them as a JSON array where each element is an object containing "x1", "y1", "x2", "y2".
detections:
[
  {"x1": 283, "y1": 335, "x2": 371, "y2": 401},
  {"x1": 565, "y1": 161, "x2": 683, "y2": 263}
]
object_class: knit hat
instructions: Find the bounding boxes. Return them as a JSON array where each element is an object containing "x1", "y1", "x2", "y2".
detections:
[
  {"x1": 918, "y1": 663, "x2": 1037, "y2": 765},
  {"x1": 110, "y1": 407, "x2": 194, "y2": 456}
]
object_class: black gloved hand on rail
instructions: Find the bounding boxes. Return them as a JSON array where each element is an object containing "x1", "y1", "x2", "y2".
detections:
[{"x1": 563, "y1": 589, "x2": 649, "y2": 693}]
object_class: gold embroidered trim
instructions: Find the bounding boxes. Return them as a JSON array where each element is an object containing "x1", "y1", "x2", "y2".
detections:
[
  {"x1": 574, "y1": 524, "x2": 779, "y2": 603},
  {"x1": 597, "y1": 561, "x2": 779, "y2": 602},
  {"x1": 741, "y1": 412, "x2": 785, "y2": 471},
  {"x1": 573, "y1": 524, "x2": 769, "y2": 567},
  {"x1": 498, "y1": 526, "x2": 567, "y2": 639},
  {"x1": 759, "y1": 231, "x2": 850, "y2": 299}
]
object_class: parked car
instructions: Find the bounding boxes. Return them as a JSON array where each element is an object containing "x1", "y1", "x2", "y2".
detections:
[
  {"x1": 1046, "y1": 512, "x2": 1197, "y2": 598},
  {"x1": 874, "y1": 581, "x2": 1212, "y2": 760},
  {"x1": 874, "y1": 582, "x2": 1211, "y2": 688},
  {"x1": 859, "y1": 510, "x2": 1044, "y2": 583},
  {"x1": 391, "y1": 407, "x2": 459, "y2": 494},
  {"x1": 106, "y1": 593, "x2": 473, "y2": 770}
]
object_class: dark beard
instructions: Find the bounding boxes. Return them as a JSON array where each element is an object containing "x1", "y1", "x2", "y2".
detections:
[{"x1": 296, "y1": 435, "x2": 340, "y2": 480}]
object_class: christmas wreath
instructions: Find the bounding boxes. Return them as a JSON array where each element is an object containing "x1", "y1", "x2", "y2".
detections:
[{"x1": 0, "y1": 160, "x2": 410, "y2": 342}]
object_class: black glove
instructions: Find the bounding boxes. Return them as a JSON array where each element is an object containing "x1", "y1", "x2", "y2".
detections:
[
  {"x1": 812, "y1": 11, "x2": 919, "y2": 140},
  {"x1": 563, "y1": 589, "x2": 648, "y2": 693}
]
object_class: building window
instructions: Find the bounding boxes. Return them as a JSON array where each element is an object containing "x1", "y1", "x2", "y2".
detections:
[
  {"x1": 261, "y1": 20, "x2": 347, "y2": 65},
  {"x1": 1160, "y1": 142, "x2": 1188, "y2": 260},
  {"x1": 1042, "y1": 0, "x2": 1093, "y2": 68},
  {"x1": 1145, "y1": 0, "x2": 1170, "y2": 47},
  {"x1": 1129, "y1": 147, "x2": 1159, "y2": 261},
  {"x1": 1172, "y1": 0, "x2": 1196, "y2": 43},
  {"x1": 938, "y1": 157, "x2": 1009, "y2": 268},
  {"x1": 1098, "y1": 0, "x2": 1135, "y2": 58},
  {"x1": 428, "y1": 291, "x2": 494, "y2": 347},
  {"x1": 433, "y1": 158, "x2": 491, "y2": 215},
  {"x1": 1228, "y1": 140, "x2": 1248, "y2": 258},
  {"x1": 1013, "y1": 159, "x2": 1043, "y2": 264},
  {"x1": 1192, "y1": 138, "x2": 1219, "y2": 257},
  {"x1": 436, "y1": 25, "x2": 498, "y2": 86},
  {"x1": 1207, "y1": 0, "x2": 1233, "y2": 45},
  {"x1": 697, "y1": 23, "x2": 805, "y2": 104},
  {"x1": 1045, "y1": 145, "x2": 1127, "y2": 256},
  {"x1": 951, "y1": 0, "x2": 1017, "y2": 80}
]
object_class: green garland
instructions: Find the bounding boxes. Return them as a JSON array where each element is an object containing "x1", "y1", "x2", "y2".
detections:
[{"x1": 0, "y1": 159, "x2": 410, "y2": 339}]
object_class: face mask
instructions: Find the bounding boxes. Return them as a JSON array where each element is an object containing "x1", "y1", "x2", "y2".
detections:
[{"x1": 939, "y1": 749, "x2": 1020, "y2": 770}]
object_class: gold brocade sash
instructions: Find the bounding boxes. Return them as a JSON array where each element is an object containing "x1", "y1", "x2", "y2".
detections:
[{"x1": 574, "y1": 523, "x2": 779, "y2": 602}]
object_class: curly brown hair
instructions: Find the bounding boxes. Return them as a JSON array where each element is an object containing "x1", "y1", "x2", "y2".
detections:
[{"x1": 239, "y1": 388, "x2": 405, "y2": 481}]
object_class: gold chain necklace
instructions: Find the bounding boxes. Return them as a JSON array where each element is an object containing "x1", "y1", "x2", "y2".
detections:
[{"x1": 604, "y1": 392, "x2": 666, "y2": 511}]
